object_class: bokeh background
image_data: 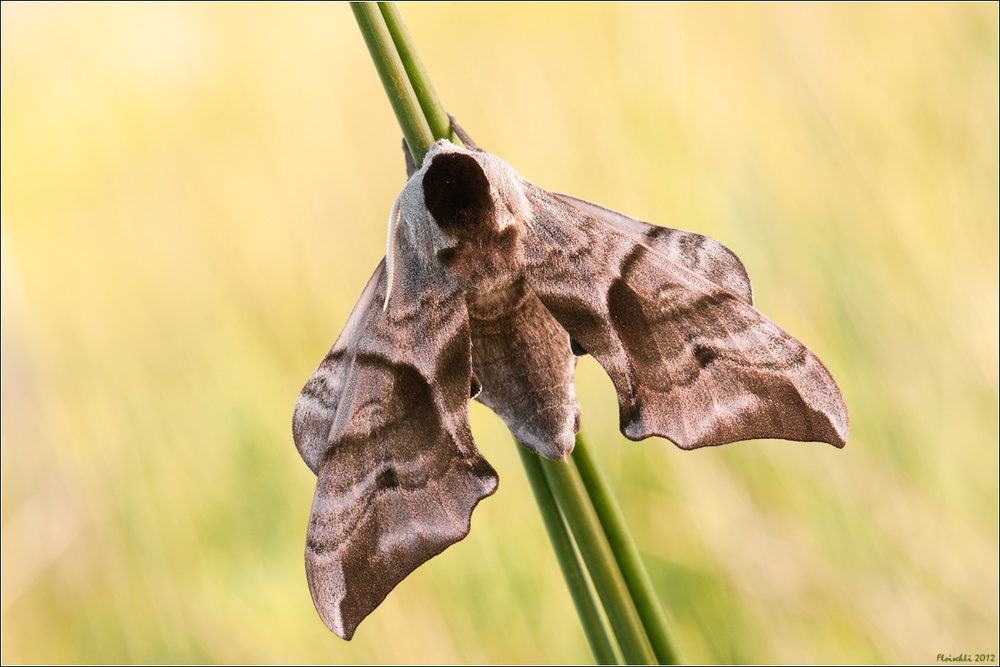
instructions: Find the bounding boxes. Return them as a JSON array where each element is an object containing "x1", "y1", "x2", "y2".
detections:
[{"x1": 2, "y1": 3, "x2": 997, "y2": 663}]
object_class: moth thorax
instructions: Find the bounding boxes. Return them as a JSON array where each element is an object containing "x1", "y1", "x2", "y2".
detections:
[
  {"x1": 435, "y1": 224, "x2": 521, "y2": 294},
  {"x1": 424, "y1": 151, "x2": 523, "y2": 292},
  {"x1": 465, "y1": 277, "x2": 531, "y2": 321}
]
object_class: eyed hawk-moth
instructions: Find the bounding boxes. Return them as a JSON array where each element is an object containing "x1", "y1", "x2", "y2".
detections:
[{"x1": 292, "y1": 123, "x2": 849, "y2": 639}]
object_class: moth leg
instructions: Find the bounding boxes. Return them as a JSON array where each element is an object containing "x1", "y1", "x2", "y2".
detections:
[
  {"x1": 447, "y1": 112, "x2": 482, "y2": 152},
  {"x1": 402, "y1": 138, "x2": 417, "y2": 177}
]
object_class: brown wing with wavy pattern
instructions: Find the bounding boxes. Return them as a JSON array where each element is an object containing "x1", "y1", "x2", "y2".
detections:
[
  {"x1": 521, "y1": 185, "x2": 849, "y2": 450},
  {"x1": 292, "y1": 238, "x2": 497, "y2": 640}
]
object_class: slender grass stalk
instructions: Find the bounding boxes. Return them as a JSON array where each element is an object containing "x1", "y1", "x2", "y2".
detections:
[
  {"x1": 540, "y1": 457, "x2": 657, "y2": 665},
  {"x1": 573, "y1": 434, "x2": 684, "y2": 664},
  {"x1": 517, "y1": 447, "x2": 621, "y2": 665},
  {"x1": 377, "y1": 3, "x2": 454, "y2": 144},
  {"x1": 350, "y1": 3, "x2": 435, "y2": 163}
]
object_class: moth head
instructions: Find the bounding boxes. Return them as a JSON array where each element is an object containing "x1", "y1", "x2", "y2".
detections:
[{"x1": 406, "y1": 141, "x2": 533, "y2": 293}]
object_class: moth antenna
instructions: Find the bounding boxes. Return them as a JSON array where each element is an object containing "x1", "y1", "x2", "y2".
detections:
[{"x1": 384, "y1": 199, "x2": 402, "y2": 311}]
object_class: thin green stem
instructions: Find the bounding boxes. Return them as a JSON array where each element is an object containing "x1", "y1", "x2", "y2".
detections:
[
  {"x1": 518, "y1": 447, "x2": 621, "y2": 665},
  {"x1": 541, "y1": 456, "x2": 657, "y2": 665},
  {"x1": 350, "y1": 2, "x2": 435, "y2": 162},
  {"x1": 377, "y1": 2, "x2": 454, "y2": 144},
  {"x1": 573, "y1": 434, "x2": 684, "y2": 664}
]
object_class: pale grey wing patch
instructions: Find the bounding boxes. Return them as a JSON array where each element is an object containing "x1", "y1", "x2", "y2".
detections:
[
  {"x1": 304, "y1": 241, "x2": 498, "y2": 641},
  {"x1": 523, "y1": 187, "x2": 848, "y2": 450},
  {"x1": 293, "y1": 259, "x2": 387, "y2": 474},
  {"x1": 551, "y1": 192, "x2": 753, "y2": 305},
  {"x1": 468, "y1": 281, "x2": 580, "y2": 461}
]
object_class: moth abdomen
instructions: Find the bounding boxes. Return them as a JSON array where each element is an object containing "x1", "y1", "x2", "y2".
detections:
[{"x1": 467, "y1": 279, "x2": 581, "y2": 461}]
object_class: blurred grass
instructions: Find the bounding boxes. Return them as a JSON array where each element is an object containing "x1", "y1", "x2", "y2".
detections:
[{"x1": 1, "y1": 2, "x2": 997, "y2": 663}]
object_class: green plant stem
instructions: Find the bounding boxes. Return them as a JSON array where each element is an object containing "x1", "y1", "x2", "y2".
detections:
[
  {"x1": 573, "y1": 434, "x2": 684, "y2": 664},
  {"x1": 518, "y1": 447, "x2": 621, "y2": 665},
  {"x1": 350, "y1": 2, "x2": 435, "y2": 163},
  {"x1": 541, "y1": 455, "x2": 657, "y2": 665},
  {"x1": 377, "y1": 2, "x2": 454, "y2": 145}
]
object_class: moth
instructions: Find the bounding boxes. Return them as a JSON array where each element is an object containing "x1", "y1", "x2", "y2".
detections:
[{"x1": 292, "y1": 122, "x2": 849, "y2": 640}]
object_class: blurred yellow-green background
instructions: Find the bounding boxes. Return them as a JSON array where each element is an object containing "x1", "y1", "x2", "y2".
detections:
[{"x1": 2, "y1": 3, "x2": 997, "y2": 663}]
